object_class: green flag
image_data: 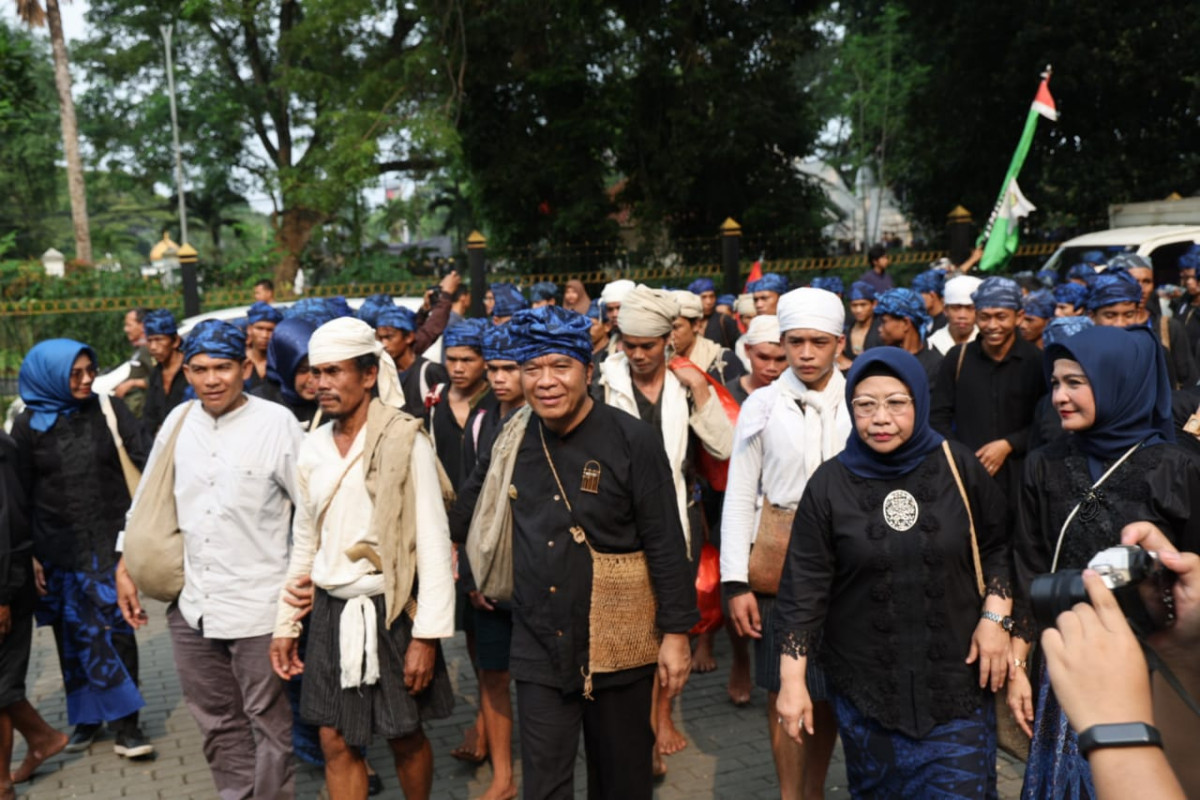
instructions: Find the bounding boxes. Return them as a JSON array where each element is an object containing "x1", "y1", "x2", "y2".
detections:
[{"x1": 978, "y1": 70, "x2": 1058, "y2": 271}]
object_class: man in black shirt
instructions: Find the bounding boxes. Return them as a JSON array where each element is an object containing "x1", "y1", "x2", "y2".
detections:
[
  {"x1": 374, "y1": 305, "x2": 448, "y2": 419},
  {"x1": 452, "y1": 305, "x2": 696, "y2": 800},
  {"x1": 142, "y1": 309, "x2": 187, "y2": 434},
  {"x1": 690, "y1": 278, "x2": 741, "y2": 350},
  {"x1": 931, "y1": 276, "x2": 1047, "y2": 502},
  {"x1": 874, "y1": 288, "x2": 942, "y2": 393}
]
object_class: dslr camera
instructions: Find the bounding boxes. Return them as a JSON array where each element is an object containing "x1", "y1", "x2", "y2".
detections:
[{"x1": 1030, "y1": 545, "x2": 1175, "y2": 634}]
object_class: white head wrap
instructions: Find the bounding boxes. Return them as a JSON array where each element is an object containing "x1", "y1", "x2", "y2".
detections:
[
  {"x1": 741, "y1": 315, "x2": 781, "y2": 346},
  {"x1": 308, "y1": 317, "x2": 405, "y2": 409},
  {"x1": 618, "y1": 285, "x2": 679, "y2": 337},
  {"x1": 944, "y1": 275, "x2": 984, "y2": 306},
  {"x1": 734, "y1": 293, "x2": 756, "y2": 318},
  {"x1": 776, "y1": 287, "x2": 844, "y2": 336},
  {"x1": 600, "y1": 279, "x2": 636, "y2": 305},
  {"x1": 672, "y1": 290, "x2": 703, "y2": 319}
]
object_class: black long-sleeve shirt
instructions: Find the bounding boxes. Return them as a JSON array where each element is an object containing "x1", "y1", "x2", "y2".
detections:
[
  {"x1": 451, "y1": 402, "x2": 698, "y2": 694},
  {"x1": 774, "y1": 442, "x2": 1012, "y2": 738},
  {"x1": 12, "y1": 396, "x2": 151, "y2": 573},
  {"x1": 703, "y1": 313, "x2": 741, "y2": 350},
  {"x1": 143, "y1": 359, "x2": 188, "y2": 434},
  {"x1": 0, "y1": 433, "x2": 32, "y2": 608},
  {"x1": 929, "y1": 337, "x2": 1046, "y2": 501}
]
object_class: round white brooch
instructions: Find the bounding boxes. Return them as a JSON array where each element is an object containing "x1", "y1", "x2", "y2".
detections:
[{"x1": 882, "y1": 490, "x2": 919, "y2": 532}]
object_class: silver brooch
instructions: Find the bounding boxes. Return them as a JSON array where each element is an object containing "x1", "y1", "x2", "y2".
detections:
[{"x1": 882, "y1": 490, "x2": 919, "y2": 532}]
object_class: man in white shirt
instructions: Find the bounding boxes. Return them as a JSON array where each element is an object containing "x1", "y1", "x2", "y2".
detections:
[
  {"x1": 117, "y1": 319, "x2": 305, "y2": 800},
  {"x1": 721, "y1": 288, "x2": 850, "y2": 800},
  {"x1": 270, "y1": 318, "x2": 455, "y2": 800}
]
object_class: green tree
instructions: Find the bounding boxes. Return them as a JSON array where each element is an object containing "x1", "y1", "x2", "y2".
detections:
[{"x1": 77, "y1": 0, "x2": 460, "y2": 287}]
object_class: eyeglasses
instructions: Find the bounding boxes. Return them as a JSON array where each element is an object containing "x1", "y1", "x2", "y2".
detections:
[
  {"x1": 850, "y1": 394, "x2": 914, "y2": 418},
  {"x1": 69, "y1": 365, "x2": 98, "y2": 381}
]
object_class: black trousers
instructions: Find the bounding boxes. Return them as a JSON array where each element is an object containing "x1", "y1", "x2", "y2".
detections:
[{"x1": 516, "y1": 674, "x2": 654, "y2": 800}]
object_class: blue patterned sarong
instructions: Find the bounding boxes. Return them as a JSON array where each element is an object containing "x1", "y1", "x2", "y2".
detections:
[
  {"x1": 1021, "y1": 664, "x2": 1096, "y2": 799},
  {"x1": 35, "y1": 561, "x2": 144, "y2": 725},
  {"x1": 832, "y1": 690, "x2": 997, "y2": 799}
]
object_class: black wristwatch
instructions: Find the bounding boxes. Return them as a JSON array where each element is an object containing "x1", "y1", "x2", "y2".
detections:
[
  {"x1": 1077, "y1": 722, "x2": 1163, "y2": 756},
  {"x1": 980, "y1": 610, "x2": 1014, "y2": 632}
]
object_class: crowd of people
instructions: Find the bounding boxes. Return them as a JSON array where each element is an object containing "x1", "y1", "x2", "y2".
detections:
[{"x1": 0, "y1": 247, "x2": 1198, "y2": 800}]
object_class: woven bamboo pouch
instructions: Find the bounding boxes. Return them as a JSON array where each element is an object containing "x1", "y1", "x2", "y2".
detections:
[{"x1": 586, "y1": 547, "x2": 661, "y2": 675}]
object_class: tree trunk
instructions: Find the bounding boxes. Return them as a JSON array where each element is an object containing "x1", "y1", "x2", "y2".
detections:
[
  {"x1": 273, "y1": 205, "x2": 325, "y2": 290},
  {"x1": 45, "y1": 0, "x2": 91, "y2": 264}
]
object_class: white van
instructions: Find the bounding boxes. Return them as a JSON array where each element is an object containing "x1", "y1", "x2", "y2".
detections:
[{"x1": 1041, "y1": 225, "x2": 1200, "y2": 286}]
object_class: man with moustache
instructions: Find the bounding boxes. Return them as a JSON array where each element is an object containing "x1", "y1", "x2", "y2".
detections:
[
  {"x1": 141, "y1": 309, "x2": 188, "y2": 434},
  {"x1": 270, "y1": 317, "x2": 454, "y2": 800}
]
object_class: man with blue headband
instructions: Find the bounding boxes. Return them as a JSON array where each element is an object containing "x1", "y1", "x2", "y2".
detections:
[
  {"x1": 1053, "y1": 282, "x2": 1088, "y2": 317},
  {"x1": 874, "y1": 288, "x2": 942, "y2": 389},
  {"x1": 931, "y1": 276, "x2": 1047, "y2": 501},
  {"x1": 490, "y1": 283, "x2": 528, "y2": 324},
  {"x1": 452, "y1": 305, "x2": 697, "y2": 799},
  {"x1": 374, "y1": 305, "x2": 449, "y2": 419},
  {"x1": 529, "y1": 281, "x2": 558, "y2": 308},
  {"x1": 1116, "y1": 253, "x2": 1198, "y2": 389},
  {"x1": 690, "y1": 277, "x2": 741, "y2": 350},
  {"x1": 839, "y1": 280, "x2": 881, "y2": 369},
  {"x1": 912, "y1": 269, "x2": 947, "y2": 334},
  {"x1": 1066, "y1": 262, "x2": 1097, "y2": 287},
  {"x1": 1019, "y1": 290, "x2": 1056, "y2": 350},
  {"x1": 142, "y1": 309, "x2": 188, "y2": 434},
  {"x1": 858, "y1": 243, "x2": 894, "y2": 294},
  {"x1": 245, "y1": 300, "x2": 284, "y2": 391},
  {"x1": 750, "y1": 273, "x2": 789, "y2": 316},
  {"x1": 809, "y1": 276, "x2": 844, "y2": 297},
  {"x1": 117, "y1": 318, "x2": 305, "y2": 799},
  {"x1": 428, "y1": 320, "x2": 500, "y2": 491},
  {"x1": 586, "y1": 299, "x2": 610, "y2": 357}
]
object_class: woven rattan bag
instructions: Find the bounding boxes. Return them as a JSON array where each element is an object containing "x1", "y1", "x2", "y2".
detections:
[{"x1": 747, "y1": 500, "x2": 795, "y2": 595}]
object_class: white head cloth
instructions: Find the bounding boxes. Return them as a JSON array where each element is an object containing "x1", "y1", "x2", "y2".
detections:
[
  {"x1": 742, "y1": 315, "x2": 781, "y2": 346},
  {"x1": 672, "y1": 290, "x2": 703, "y2": 319},
  {"x1": 619, "y1": 285, "x2": 680, "y2": 337},
  {"x1": 776, "y1": 287, "x2": 844, "y2": 335},
  {"x1": 308, "y1": 317, "x2": 405, "y2": 409},
  {"x1": 735, "y1": 293, "x2": 756, "y2": 318},
  {"x1": 600, "y1": 279, "x2": 636, "y2": 305},
  {"x1": 944, "y1": 275, "x2": 983, "y2": 306}
]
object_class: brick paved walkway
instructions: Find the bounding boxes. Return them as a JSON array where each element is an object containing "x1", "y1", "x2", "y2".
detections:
[{"x1": 13, "y1": 601, "x2": 1026, "y2": 798}]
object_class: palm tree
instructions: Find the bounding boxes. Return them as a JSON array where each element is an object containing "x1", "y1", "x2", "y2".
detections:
[{"x1": 16, "y1": 0, "x2": 92, "y2": 264}]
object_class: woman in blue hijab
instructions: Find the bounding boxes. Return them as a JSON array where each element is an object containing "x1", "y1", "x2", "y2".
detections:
[
  {"x1": 1012, "y1": 325, "x2": 1200, "y2": 799},
  {"x1": 13, "y1": 339, "x2": 154, "y2": 766},
  {"x1": 774, "y1": 347, "x2": 1015, "y2": 798}
]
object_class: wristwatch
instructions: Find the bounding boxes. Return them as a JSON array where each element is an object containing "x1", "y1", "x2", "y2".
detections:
[
  {"x1": 1077, "y1": 722, "x2": 1162, "y2": 756},
  {"x1": 980, "y1": 610, "x2": 1015, "y2": 632}
]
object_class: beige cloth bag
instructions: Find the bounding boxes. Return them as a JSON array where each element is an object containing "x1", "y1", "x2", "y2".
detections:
[
  {"x1": 97, "y1": 393, "x2": 142, "y2": 499},
  {"x1": 465, "y1": 405, "x2": 532, "y2": 601},
  {"x1": 123, "y1": 402, "x2": 194, "y2": 602}
]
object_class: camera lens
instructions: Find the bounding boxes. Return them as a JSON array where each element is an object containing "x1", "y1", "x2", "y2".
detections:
[{"x1": 1030, "y1": 570, "x2": 1087, "y2": 630}]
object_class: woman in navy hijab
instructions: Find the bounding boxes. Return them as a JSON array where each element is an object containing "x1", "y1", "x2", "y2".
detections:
[
  {"x1": 12, "y1": 339, "x2": 154, "y2": 766},
  {"x1": 774, "y1": 347, "x2": 1014, "y2": 798},
  {"x1": 1012, "y1": 325, "x2": 1200, "y2": 799}
]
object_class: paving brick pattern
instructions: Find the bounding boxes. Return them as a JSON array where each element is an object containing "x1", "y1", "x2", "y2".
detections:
[{"x1": 14, "y1": 600, "x2": 1025, "y2": 798}]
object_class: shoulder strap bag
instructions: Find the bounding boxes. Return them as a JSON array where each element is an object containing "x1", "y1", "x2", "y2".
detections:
[{"x1": 98, "y1": 393, "x2": 142, "y2": 499}]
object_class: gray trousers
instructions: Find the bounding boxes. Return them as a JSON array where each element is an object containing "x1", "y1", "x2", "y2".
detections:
[{"x1": 168, "y1": 606, "x2": 294, "y2": 800}]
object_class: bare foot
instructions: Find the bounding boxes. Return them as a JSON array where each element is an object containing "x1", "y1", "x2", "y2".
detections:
[
  {"x1": 652, "y1": 748, "x2": 667, "y2": 779},
  {"x1": 12, "y1": 728, "x2": 68, "y2": 783},
  {"x1": 727, "y1": 652, "x2": 752, "y2": 706},
  {"x1": 655, "y1": 718, "x2": 688, "y2": 756},
  {"x1": 692, "y1": 633, "x2": 717, "y2": 673},
  {"x1": 449, "y1": 719, "x2": 488, "y2": 765},
  {"x1": 0, "y1": 780, "x2": 13, "y2": 800},
  {"x1": 478, "y1": 783, "x2": 518, "y2": 800}
]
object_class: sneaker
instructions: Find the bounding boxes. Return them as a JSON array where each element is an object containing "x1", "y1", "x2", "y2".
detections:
[
  {"x1": 63, "y1": 723, "x2": 101, "y2": 753},
  {"x1": 113, "y1": 729, "x2": 155, "y2": 759}
]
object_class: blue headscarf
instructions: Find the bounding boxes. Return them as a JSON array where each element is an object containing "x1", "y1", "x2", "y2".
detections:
[
  {"x1": 874, "y1": 288, "x2": 931, "y2": 341},
  {"x1": 18, "y1": 339, "x2": 97, "y2": 432},
  {"x1": 810, "y1": 276, "x2": 844, "y2": 296},
  {"x1": 285, "y1": 297, "x2": 346, "y2": 325},
  {"x1": 1042, "y1": 315, "x2": 1093, "y2": 347},
  {"x1": 144, "y1": 308, "x2": 178, "y2": 337},
  {"x1": 183, "y1": 319, "x2": 247, "y2": 363},
  {"x1": 1106, "y1": 253, "x2": 1152, "y2": 272},
  {"x1": 376, "y1": 305, "x2": 416, "y2": 332},
  {"x1": 530, "y1": 281, "x2": 558, "y2": 303},
  {"x1": 688, "y1": 278, "x2": 715, "y2": 295},
  {"x1": 266, "y1": 316, "x2": 319, "y2": 404},
  {"x1": 1044, "y1": 326, "x2": 1173, "y2": 470},
  {"x1": 357, "y1": 293, "x2": 394, "y2": 328},
  {"x1": 837, "y1": 347, "x2": 945, "y2": 480},
  {"x1": 1067, "y1": 262, "x2": 1098, "y2": 285},
  {"x1": 443, "y1": 319, "x2": 487, "y2": 350},
  {"x1": 482, "y1": 322, "x2": 519, "y2": 362},
  {"x1": 1080, "y1": 250, "x2": 1107, "y2": 267},
  {"x1": 1178, "y1": 245, "x2": 1200, "y2": 272},
  {"x1": 717, "y1": 293, "x2": 736, "y2": 308},
  {"x1": 1085, "y1": 268, "x2": 1141, "y2": 311},
  {"x1": 490, "y1": 283, "x2": 528, "y2": 318},
  {"x1": 849, "y1": 280, "x2": 877, "y2": 302},
  {"x1": 911, "y1": 269, "x2": 945, "y2": 297},
  {"x1": 971, "y1": 276, "x2": 1023, "y2": 310},
  {"x1": 749, "y1": 273, "x2": 788, "y2": 295},
  {"x1": 586, "y1": 299, "x2": 603, "y2": 321},
  {"x1": 1023, "y1": 289, "x2": 1056, "y2": 320},
  {"x1": 246, "y1": 301, "x2": 283, "y2": 325},
  {"x1": 1053, "y1": 282, "x2": 1088, "y2": 310},
  {"x1": 1036, "y1": 268, "x2": 1058, "y2": 289},
  {"x1": 507, "y1": 305, "x2": 593, "y2": 366}
]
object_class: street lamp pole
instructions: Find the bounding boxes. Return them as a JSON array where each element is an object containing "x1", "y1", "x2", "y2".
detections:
[{"x1": 161, "y1": 24, "x2": 188, "y2": 245}]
